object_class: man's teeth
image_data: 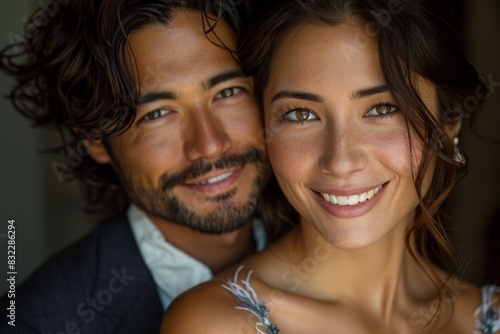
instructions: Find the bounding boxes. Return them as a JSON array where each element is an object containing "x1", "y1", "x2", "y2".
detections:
[
  {"x1": 196, "y1": 172, "x2": 233, "y2": 185},
  {"x1": 321, "y1": 185, "x2": 382, "y2": 206}
]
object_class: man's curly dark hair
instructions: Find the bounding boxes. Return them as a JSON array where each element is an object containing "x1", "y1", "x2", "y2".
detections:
[{"x1": 0, "y1": 0, "x2": 247, "y2": 217}]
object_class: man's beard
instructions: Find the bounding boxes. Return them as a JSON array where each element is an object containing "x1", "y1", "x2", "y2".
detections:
[{"x1": 120, "y1": 146, "x2": 271, "y2": 234}]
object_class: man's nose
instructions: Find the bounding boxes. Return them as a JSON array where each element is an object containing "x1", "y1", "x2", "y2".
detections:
[{"x1": 183, "y1": 106, "x2": 231, "y2": 161}]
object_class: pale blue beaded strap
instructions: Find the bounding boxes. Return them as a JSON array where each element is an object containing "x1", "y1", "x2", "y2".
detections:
[
  {"x1": 474, "y1": 285, "x2": 500, "y2": 334},
  {"x1": 222, "y1": 266, "x2": 280, "y2": 334}
]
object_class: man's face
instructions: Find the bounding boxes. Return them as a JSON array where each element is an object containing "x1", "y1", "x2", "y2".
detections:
[{"x1": 97, "y1": 10, "x2": 270, "y2": 234}]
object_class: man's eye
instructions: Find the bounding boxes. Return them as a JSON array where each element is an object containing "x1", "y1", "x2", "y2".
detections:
[
  {"x1": 283, "y1": 109, "x2": 318, "y2": 122},
  {"x1": 364, "y1": 104, "x2": 398, "y2": 117},
  {"x1": 216, "y1": 87, "x2": 242, "y2": 99},
  {"x1": 142, "y1": 108, "x2": 169, "y2": 121}
]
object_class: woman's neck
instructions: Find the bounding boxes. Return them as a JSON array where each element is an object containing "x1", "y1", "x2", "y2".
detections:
[{"x1": 278, "y1": 221, "x2": 440, "y2": 321}]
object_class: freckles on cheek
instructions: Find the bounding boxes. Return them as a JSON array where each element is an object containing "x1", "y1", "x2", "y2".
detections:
[
  {"x1": 268, "y1": 137, "x2": 297, "y2": 176},
  {"x1": 267, "y1": 138, "x2": 310, "y2": 211},
  {"x1": 372, "y1": 128, "x2": 415, "y2": 176},
  {"x1": 410, "y1": 136, "x2": 425, "y2": 164},
  {"x1": 267, "y1": 136, "x2": 312, "y2": 182},
  {"x1": 267, "y1": 141, "x2": 290, "y2": 179}
]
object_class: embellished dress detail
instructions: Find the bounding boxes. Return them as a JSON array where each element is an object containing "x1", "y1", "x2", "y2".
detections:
[
  {"x1": 224, "y1": 267, "x2": 499, "y2": 334},
  {"x1": 222, "y1": 266, "x2": 280, "y2": 334},
  {"x1": 474, "y1": 285, "x2": 500, "y2": 334}
]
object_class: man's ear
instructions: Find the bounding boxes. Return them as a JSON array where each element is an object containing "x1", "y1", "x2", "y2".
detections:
[{"x1": 82, "y1": 139, "x2": 111, "y2": 164}]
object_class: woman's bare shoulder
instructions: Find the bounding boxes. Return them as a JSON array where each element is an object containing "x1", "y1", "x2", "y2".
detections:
[
  {"x1": 161, "y1": 235, "x2": 295, "y2": 334},
  {"x1": 160, "y1": 278, "x2": 260, "y2": 334},
  {"x1": 447, "y1": 279, "x2": 500, "y2": 333},
  {"x1": 160, "y1": 266, "x2": 272, "y2": 334}
]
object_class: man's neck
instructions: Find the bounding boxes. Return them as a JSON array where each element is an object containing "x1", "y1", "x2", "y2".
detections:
[{"x1": 150, "y1": 216, "x2": 255, "y2": 274}]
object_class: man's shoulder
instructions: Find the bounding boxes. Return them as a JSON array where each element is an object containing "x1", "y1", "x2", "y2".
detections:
[
  {"x1": 0, "y1": 218, "x2": 163, "y2": 333},
  {"x1": 12, "y1": 219, "x2": 131, "y2": 298}
]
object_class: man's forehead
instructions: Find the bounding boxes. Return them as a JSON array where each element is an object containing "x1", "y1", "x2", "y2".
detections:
[
  {"x1": 127, "y1": 9, "x2": 237, "y2": 55},
  {"x1": 126, "y1": 12, "x2": 240, "y2": 96}
]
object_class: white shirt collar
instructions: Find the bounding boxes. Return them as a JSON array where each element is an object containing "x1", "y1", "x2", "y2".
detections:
[{"x1": 127, "y1": 204, "x2": 267, "y2": 310}]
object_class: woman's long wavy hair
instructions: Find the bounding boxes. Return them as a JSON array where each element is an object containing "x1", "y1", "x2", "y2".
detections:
[
  {"x1": 0, "y1": 1, "x2": 236, "y2": 214},
  {"x1": 239, "y1": 0, "x2": 488, "y2": 325}
]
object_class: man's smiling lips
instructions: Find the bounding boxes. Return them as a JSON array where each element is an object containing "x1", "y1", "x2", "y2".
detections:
[
  {"x1": 181, "y1": 168, "x2": 242, "y2": 195},
  {"x1": 193, "y1": 171, "x2": 234, "y2": 185}
]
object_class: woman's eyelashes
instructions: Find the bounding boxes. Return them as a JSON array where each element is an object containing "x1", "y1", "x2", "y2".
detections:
[
  {"x1": 279, "y1": 102, "x2": 399, "y2": 124},
  {"x1": 364, "y1": 103, "x2": 399, "y2": 118},
  {"x1": 281, "y1": 107, "x2": 319, "y2": 123}
]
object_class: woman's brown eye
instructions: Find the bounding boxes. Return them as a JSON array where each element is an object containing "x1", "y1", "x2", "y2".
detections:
[
  {"x1": 283, "y1": 108, "x2": 318, "y2": 122},
  {"x1": 375, "y1": 105, "x2": 395, "y2": 115},
  {"x1": 364, "y1": 104, "x2": 398, "y2": 118},
  {"x1": 375, "y1": 105, "x2": 383, "y2": 114},
  {"x1": 295, "y1": 110, "x2": 310, "y2": 121}
]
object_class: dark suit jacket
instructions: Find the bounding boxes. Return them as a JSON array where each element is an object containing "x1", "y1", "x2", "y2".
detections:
[{"x1": 0, "y1": 218, "x2": 163, "y2": 333}]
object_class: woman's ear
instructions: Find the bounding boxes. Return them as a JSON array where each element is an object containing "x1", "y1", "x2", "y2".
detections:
[
  {"x1": 82, "y1": 139, "x2": 111, "y2": 164},
  {"x1": 446, "y1": 119, "x2": 462, "y2": 140}
]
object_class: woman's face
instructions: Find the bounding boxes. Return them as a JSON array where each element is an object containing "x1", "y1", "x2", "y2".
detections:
[{"x1": 263, "y1": 23, "x2": 438, "y2": 249}]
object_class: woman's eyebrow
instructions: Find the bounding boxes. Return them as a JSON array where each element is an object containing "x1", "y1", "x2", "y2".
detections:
[
  {"x1": 271, "y1": 90, "x2": 324, "y2": 103},
  {"x1": 351, "y1": 85, "x2": 389, "y2": 100}
]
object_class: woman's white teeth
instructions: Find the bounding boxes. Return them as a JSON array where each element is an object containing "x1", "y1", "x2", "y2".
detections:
[
  {"x1": 197, "y1": 172, "x2": 233, "y2": 185},
  {"x1": 321, "y1": 185, "x2": 382, "y2": 206}
]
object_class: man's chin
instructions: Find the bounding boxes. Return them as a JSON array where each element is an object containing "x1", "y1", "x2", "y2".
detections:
[
  {"x1": 178, "y1": 205, "x2": 254, "y2": 234},
  {"x1": 189, "y1": 219, "x2": 251, "y2": 235},
  {"x1": 144, "y1": 200, "x2": 256, "y2": 235}
]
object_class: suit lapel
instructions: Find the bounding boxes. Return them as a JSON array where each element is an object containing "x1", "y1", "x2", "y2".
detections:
[{"x1": 91, "y1": 219, "x2": 163, "y2": 333}]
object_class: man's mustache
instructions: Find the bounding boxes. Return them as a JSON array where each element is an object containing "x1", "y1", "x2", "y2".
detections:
[{"x1": 159, "y1": 147, "x2": 263, "y2": 192}]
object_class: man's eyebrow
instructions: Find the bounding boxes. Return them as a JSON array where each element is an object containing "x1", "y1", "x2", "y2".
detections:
[
  {"x1": 271, "y1": 90, "x2": 324, "y2": 103},
  {"x1": 205, "y1": 71, "x2": 247, "y2": 90},
  {"x1": 136, "y1": 71, "x2": 246, "y2": 105},
  {"x1": 352, "y1": 85, "x2": 389, "y2": 99},
  {"x1": 137, "y1": 91, "x2": 176, "y2": 105}
]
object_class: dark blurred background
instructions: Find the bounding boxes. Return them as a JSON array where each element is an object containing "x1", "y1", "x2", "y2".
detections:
[
  {"x1": 0, "y1": 0, "x2": 499, "y2": 296},
  {"x1": 444, "y1": 0, "x2": 500, "y2": 285}
]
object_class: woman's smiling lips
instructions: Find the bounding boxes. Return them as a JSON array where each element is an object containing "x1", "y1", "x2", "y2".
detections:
[
  {"x1": 313, "y1": 183, "x2": 388, "y2": 218},
  {"x1": 320, "y1": 185, "x2": 383, "y2": 206}
]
